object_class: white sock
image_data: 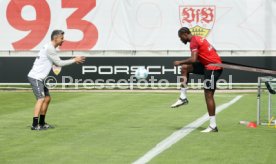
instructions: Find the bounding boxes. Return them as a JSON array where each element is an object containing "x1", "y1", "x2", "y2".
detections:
[
  {"x1": 180, "y1": 87, "x2": 187, "y2": 99},
  {"x1": 210, "y1": 116, "x2": 216, "y2": 128}
]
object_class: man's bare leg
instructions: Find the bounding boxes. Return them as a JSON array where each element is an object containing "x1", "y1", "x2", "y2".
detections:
[
  {"x1": 201, "y1": 89, "x2": 218, "y2": 132},
  {"x1": 32, "y1": 98, "x2": 45, "y2": 127},
  {"x1": 171, "y1": 64, "x2": 193, "y2": 108},
  {"x1": 204, "y1": 89, "x2": 216, "y2": 116},
  {"x1": 39, "y1": 96, "x2": 51, "y2": 126}
]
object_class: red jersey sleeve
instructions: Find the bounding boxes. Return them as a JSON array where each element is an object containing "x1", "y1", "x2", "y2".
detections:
[{"x1": 190, "y1": 37, "x2": 199, "y2": 53}]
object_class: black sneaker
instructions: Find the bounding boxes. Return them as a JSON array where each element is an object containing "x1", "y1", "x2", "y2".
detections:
[
  {"x1": 171, "y1": 98, "x2": 189, "y2": 108},
  {"x1": 31, "y1": 125, "x2": 44, "y2": 130}
]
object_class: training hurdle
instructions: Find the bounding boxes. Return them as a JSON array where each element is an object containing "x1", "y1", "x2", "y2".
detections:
[
  {"x1": 208, "y1": 63, "x2": 276, "y2": 126},
  {"x1": 257, "y1": 76, "x2": 276, "y2": 125}
]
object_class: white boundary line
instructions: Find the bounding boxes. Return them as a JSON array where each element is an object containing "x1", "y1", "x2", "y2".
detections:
[{"x1": 132, "y1": 95, "x2": 243, "y2": 164}]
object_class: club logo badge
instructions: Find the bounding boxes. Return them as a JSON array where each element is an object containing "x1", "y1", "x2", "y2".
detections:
[
  {"x1": 179, "y1": 6, "x2": 216, "y2": 37},
  {"x1": 52, "y1": 65, "x2": 62, "y2": 75}
]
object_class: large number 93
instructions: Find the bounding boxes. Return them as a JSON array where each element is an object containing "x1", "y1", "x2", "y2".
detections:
[{"x1": 6, "y1": 0, "x2": 98, "y2": 50}]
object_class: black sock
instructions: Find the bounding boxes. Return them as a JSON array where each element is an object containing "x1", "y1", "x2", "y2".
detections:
[
  {"x1": 39, "y1": 115, "x2": 45, "y2": 126},
  {"x1": 33, "y1": 117, "x2": 39, "y2": 127}
]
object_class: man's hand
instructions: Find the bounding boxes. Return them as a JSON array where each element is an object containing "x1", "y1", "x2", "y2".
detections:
[
  {"x1": 74, "y1": 56, "x2": 86, "y2": 64},
  {"x1": 173, "y1": 52, "x2": 198, "y2": 66},
  {"x1": 174, "y1": 61, "x2": 182, "y2": 66}
]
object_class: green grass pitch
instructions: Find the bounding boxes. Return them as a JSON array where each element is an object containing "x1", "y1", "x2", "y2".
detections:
[{"x1": 0, "y1": 91, "x2": 276, "y2": 164}]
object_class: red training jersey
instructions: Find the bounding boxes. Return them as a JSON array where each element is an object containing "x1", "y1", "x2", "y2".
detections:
[{"x1": 190, "y1": 36, "x2": 222, "y2": 70}]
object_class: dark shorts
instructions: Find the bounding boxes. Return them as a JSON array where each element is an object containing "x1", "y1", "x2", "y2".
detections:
[
  {"x1": 28, "y1": 77, "x2": 50, "y2": 100},
  {"x1": 191, "y1": 62, "x2": 223, "y2": 90}
]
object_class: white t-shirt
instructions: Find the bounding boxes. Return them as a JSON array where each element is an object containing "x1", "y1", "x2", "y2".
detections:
[{"x1": 28, "y1": 43, "x2": 75, "y2": 81}]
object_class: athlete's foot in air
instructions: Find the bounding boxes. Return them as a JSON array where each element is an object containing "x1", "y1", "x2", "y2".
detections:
[{"x1": 171, "y1": 98, "x2": 189, "y2": 108}]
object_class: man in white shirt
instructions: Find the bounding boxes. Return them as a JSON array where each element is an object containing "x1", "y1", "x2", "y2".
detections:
[{"x1": 28, "y1": 30, "x2": 85, "y2": 130}]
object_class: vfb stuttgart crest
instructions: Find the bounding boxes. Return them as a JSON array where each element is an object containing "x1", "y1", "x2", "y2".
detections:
[{"x1": 179, "y1": 6, "x2": 215, "y2": 37}]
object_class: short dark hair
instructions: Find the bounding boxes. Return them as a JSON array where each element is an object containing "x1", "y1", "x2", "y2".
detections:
[
  {"x1": 51, "y1": 30, "x2": 64, "y2": 40},
  {"x1": 178, "y1": 27, "x2": 191, "y2": 36}
]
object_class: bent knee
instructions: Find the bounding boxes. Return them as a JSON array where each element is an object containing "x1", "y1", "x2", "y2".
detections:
[
  {"x1": 204, "y1": 90, "x2": 214, "y2": 98},
  {"x1": 181, "y1": 64, "x2": 189, "y2": 70},
  {"x1": 181, "y1": 64, "x2": 193, "y2": 73},
  {"x1": 44, "y1": 96, "x2": 51, "y2": 103},
  {"x1": 37, "y1": 98, "x2": 45, "y2": 102},
  {"x1": 181, "y1": 64, "x2": 189, "y2": 73}
]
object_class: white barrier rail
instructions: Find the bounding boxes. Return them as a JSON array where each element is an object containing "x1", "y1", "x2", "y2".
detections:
[{"x1": 0, "y1": 50, "x2": 276, "y2": 57}]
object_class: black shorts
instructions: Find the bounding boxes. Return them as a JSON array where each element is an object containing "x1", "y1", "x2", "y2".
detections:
[
  {"x1": 28, "y1": 77, "x2": 50, "y2": 100},
  {"x1": 191, "y1": 62, "x2": 223, "y2": 90}
]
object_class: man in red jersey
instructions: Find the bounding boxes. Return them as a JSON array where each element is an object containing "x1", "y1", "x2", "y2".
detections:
[{"x1": 171, "y1": 27, "x2": 223, "y2": 133}]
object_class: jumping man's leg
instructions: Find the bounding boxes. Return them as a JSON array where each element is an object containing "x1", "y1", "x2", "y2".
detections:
[
  {"x1": 204, "y1": 89, "x2": 217, "y2": 127},
  {"x1": 171, "y1": 64, "x2": 193, "y2": 108},
  {"x1": 179, "y1": 64, "x2": 193, "y2": 99},
  {"x1": 201, "y1": 89, "x2": 218, "y2": 132},
  {"x1": 201, "y1": 69, "x2": 222, "y2": 132}
]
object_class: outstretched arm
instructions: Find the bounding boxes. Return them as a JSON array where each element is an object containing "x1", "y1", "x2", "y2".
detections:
[
  {"x1": 47, "y1": 49, "x2": 85, "y2": 66},
  {"x1": 47, "y1": 52, "x2": 75, "y2": 67}
]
